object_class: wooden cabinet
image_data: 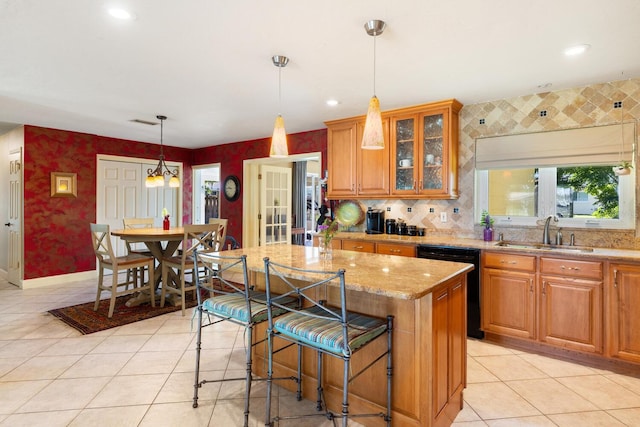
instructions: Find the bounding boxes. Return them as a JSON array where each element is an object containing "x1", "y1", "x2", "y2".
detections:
[
  {"x1": 390, "y1": 100, "x2": 462, "y2": 199},
  {"x1": 325, "y1": 99, "x2": 461, "y2": 200},
  {"x1": 609, "y1": 263, "x2": 640, "y2": 363},
  {"x1": 325, "y1": 119, "x2": 390, "y2": 198},
  {"x1": 482, "y1": 252, "x2": 537, "y2": 339},
  {"x1": 376, "y1": 242, "x2": 415, "y2": 257},
  {"x1": 432, "y1": 278, "x2": 466, "y2": 427},
  {"x1": 539, "y1": 257, "x2": 603, "y2": 354}
]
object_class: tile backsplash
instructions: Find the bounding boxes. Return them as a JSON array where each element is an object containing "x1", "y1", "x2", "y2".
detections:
[{"x1": 360, "y1": 78, "x2": 640, "y2": 249}]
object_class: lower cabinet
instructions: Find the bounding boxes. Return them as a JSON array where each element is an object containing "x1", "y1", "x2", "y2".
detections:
[
  {"x1": 341, "y1": 239, "x2": 375, "y2": 253},
  {"x1": 432, "y1": 277, "x2": 466, "y2": 427},
  {"x1": 539, "y1": 257, "x2": 603, "y2": 354},
  {"x1": 481, "y1": 252, "x2": 536, "y2": 339},
  {"x1": 609, "y1": 263, "x2": 640, "y2": 363}
]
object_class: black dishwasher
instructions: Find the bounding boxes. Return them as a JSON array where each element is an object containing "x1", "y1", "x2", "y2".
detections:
[{"x1": 417, "y1": 245, "x2": 483, "y2": 339}]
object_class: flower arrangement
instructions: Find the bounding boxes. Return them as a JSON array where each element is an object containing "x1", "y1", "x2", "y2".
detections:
[
  {"x1": 318, "y1": 218, "x2": 339, "y2": 246},
  {"x1": 162, "y1": 207, "x2": 170, "y2": 220},
  {"x1": 480, "y1": 210, "x2": 494, "y2": 229},
  {"x1": 162, "y1": 208, "x2": 170, "y2": 230}
]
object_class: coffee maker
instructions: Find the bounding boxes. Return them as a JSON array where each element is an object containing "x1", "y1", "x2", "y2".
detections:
[{"x1": 365, "y1": 208, "x2": 385, "y2": 234}]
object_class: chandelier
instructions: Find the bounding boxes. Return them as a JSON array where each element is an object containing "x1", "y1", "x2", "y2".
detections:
[{"x1": 146, "y1": 115, "x2": 179, "y2": 188}]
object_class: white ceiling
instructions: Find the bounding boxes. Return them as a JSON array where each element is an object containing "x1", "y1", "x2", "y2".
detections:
[{"x1": 1, "y1": 0, "x2": 639, "y2": 149}]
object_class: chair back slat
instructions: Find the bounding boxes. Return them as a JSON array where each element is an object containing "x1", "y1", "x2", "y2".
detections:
[
  {"x1": 123, "y1": 217, "x2": 154, "y2": 252},
  {"x1": 90, "y1": 223, "x2": 117, "y2": 267},
  {"x1": 208, "y1": 219, "x2": 229, "y2": 250},
  {"x1": 180, "y1": 223, "x2": 226, "y2": 263}
]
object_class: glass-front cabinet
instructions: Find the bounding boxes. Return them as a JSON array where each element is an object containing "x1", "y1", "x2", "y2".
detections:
[
  {"x1": 325, "y1": 98, "x2": 461, "y2": 200},
  {"x1": 390, "y1": 100, "x2": 461, "y2": 199}
]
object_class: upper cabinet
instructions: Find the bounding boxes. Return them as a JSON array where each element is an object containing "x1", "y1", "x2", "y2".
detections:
[
  {"x1": 325, "y1": 99, "x2": 461, "y2": 200},
  {"x1": 325, "y1": 118, "x2": 390, "y2": 198}
]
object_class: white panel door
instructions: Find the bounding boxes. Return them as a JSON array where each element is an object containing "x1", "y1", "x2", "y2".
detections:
[
  {"x1": 259, "y1": 165, "x2": 291, "y2": 245},
  {"x1": 97, "y1": 160, "x2": 144, "y2": 256},
  {"x1": 7, "y1": 149, "x2": 22, "y2": 285}
]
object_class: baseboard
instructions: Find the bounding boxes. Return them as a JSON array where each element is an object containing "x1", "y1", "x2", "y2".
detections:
[{"x1": 21, "y1": 270, "x2": 97, "y2": 289}]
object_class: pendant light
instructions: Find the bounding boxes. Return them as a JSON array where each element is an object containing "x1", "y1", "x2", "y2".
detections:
[
  {"x1": 270, "y1": 55, "x2": 289, "y2": 158},
  {"x1": 146, "y1": 115, "x2": 180, "y2": 188},
  {"x1": 361, "y1": 19, "x2": 386, "y2": 150}
]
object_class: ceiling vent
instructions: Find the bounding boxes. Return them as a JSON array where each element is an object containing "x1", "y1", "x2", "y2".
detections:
[{"x1": 130, "y1": 119, "x2": 159, "y2": 126}]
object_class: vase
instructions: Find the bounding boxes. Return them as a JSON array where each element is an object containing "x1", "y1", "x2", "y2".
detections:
[
  {"x1": 318, "y1": 236, "x2": 332, "y2": 258},
  {"x1": 163, "y1": 217, "x2": 170, "y2": 230},
  {"x1": 483, "y1": 227, "x2": 493, "y2": 242}
]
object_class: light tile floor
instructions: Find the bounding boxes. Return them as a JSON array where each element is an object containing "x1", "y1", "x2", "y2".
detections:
[{"x1": 1, "y1": 276, "x2": 639, "y2": 426}]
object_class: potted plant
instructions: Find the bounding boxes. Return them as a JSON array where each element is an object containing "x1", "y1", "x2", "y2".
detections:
[
  {"x1": 480, "y1": 210, "x2": 494, "y2": 241},
  {"x1": 613, "y1": 161, "x2": 633, "y2": 176}
]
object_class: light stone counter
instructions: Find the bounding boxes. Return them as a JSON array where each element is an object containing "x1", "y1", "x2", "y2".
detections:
[
  {"x1": 334, "y1": 231, "x2": 640, "y2": 262},
  {"x1": 226, "y1": 243, "x2": 473, "y2": 300}
]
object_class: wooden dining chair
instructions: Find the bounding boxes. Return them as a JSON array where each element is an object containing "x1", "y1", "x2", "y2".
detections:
[
  {"x1": 123, "y1": 217, "x2": 155, "y2": 285},
  {"x1": 89, "y1": 223, "x2": 155, "y2": 318},
  {"x1": 160, "y1": 222, "x2": 227, "y2": 315}
]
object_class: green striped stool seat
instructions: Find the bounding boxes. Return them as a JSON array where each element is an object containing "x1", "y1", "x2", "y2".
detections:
[
  {"x1": 273, "y1": 305, "x2": 388, "y2": 356},
  {"x1": 203, "y1": 291, "x2": 294, "y2": 323}
]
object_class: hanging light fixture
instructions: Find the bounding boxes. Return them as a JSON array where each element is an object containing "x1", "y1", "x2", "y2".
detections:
[
  {"x1": 146, "y1": 115, "x2": 180, "y2": 188},
  {"x1": 270, "y1": 55, "x2": 289, "y2": 158},
  {"x1": 361, "y1": 19, "x2": 386, "y2": 150}
]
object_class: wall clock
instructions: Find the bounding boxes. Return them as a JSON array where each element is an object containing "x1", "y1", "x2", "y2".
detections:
[{"x1": 223, "y1": 175, "x2": 241, "y2": 201}]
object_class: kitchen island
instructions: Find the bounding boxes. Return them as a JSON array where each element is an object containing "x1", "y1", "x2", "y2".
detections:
[{"x1": 225, "y1": 244, "x2": 474, "y2": 427}]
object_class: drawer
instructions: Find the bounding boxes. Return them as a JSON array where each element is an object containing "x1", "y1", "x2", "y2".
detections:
[
  {"x1": 540, "y1": 257, "x2": 603, "y2": 280},
  {"x1": 341, "y1": 240, "x2": 375, "y2": 253},
  {"x1": 483, "y1": 251, "x2": 536, "y2": 272},
  {"x1": 376, "y1": 243, "x2": 416, "y2": 257}
]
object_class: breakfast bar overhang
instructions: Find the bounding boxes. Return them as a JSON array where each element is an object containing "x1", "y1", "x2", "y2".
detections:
[{"x1": 224, "y1": 244, "x2": 474, "y2": 427}]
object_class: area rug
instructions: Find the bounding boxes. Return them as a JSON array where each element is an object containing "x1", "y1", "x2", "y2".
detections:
[{"x1": 48, "y1": 293, "x2": 200, "y2": 335}]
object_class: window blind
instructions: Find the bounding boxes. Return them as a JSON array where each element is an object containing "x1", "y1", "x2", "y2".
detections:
[{"x1": 475, "y1": 122, "x2": 636, "y2": 169}]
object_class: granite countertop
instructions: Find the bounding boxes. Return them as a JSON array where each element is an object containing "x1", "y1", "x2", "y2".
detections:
[
  {"x1": 333, "y1": 232, "x2": 640, "y2": 262},
  {"x1": 227, "y1": 244, "x2": 474, "y2": 300}
]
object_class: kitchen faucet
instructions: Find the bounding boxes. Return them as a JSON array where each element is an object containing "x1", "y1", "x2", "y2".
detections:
[{"x1": 542, "y1": 215, "x2": 558, "y2": 244}]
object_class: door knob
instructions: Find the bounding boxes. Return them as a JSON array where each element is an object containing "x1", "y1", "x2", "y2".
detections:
[{"x1": 4, "y1": 222, "x2": 11, "y2": 227}]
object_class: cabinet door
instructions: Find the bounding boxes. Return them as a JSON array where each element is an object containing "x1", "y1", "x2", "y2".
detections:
[
  {"x1": 390, "y1": 114, "x2": 418, "y2": 195},
  {"x1": 327, "y1": 122, "x2": 357, "y2": 197},
  {"x1": 418, "y1": 108, "x2": 445, "y2": 194},
  {"x1": 482, "y1": 268, "x2": 536, "y2": 339},
  {"x1": 539, "y1": 276, "x2": 603, "y2": 353},
  {"x1": 356, "y1": 119, "x2": 390, "y2": 196},
  {"x1": 609, "y1": 264, "x2": 640, "y2": 363},
  {"x1": 432, "y1": 279, "x2": 466, "y2": 427}
]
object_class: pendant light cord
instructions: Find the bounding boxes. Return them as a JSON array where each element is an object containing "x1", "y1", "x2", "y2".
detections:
[
  {"x1": 372, "y1": 32, "x2": 377, "y2": 96},
  {"x1": 278, "y1": 65, "x2": 282, "y2": 116}
]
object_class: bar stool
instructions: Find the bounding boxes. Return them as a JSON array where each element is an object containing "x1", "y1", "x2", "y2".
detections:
[
  {"x1": 192, "y1": 251, "x2": 299, "y2": 427},
  {"x1": 263, "y1": 257, "x2": 393, "y2": 426}
]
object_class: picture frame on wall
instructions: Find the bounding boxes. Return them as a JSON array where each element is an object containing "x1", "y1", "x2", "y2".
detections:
[{"x1": 51, "y1": 172, "x2": 77, "y2": 198}]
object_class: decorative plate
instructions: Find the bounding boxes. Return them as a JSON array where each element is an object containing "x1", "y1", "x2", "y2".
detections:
[{"x1": 334, "y1": 200, "x2": 365, "y2": 226}]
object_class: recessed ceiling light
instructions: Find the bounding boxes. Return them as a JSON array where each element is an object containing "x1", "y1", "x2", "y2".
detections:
[
  {"x1": 108, "y1": 8, "x2": 135, "y2": 20},
  {"x1": 564, "y1": 44, "x2": 590, "y2": 56},
  {"x1": 326, "y1": 99, "x2": 339, "y2": 107}
]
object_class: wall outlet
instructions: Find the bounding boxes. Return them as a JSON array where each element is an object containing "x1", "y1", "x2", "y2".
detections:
[{"x1": 440, "y1": 212, "x2": 447, "y2": 222}]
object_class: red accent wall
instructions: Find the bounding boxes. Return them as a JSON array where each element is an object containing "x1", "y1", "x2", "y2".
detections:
[
  {"x1": 23, "y1": 126, "x2": 192, "y2": 280},
  {"x1": 192, "y1": 129, "x2": 327, "y2": 245},
  {"x1": 23, "y1": 125, "x2": 326, "y2": 280}
]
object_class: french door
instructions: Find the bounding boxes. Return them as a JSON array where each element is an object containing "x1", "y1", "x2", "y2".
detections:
[{"x1": 259, "y1": 165, "x2": 291, "y2": 245}]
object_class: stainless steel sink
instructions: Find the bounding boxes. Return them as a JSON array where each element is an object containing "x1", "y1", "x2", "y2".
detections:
[{"x1": 494, "y1": 241, "x2": 594, "y2": 252}]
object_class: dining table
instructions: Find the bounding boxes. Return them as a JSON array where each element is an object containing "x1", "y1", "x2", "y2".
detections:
[{"x1": 111, "y1": 226, "x2": 185, "y2": 307}]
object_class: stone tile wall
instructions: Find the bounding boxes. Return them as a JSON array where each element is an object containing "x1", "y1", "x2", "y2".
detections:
[{"x1": 358, "y1": 78, "x2": 640, "y2": 249}]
